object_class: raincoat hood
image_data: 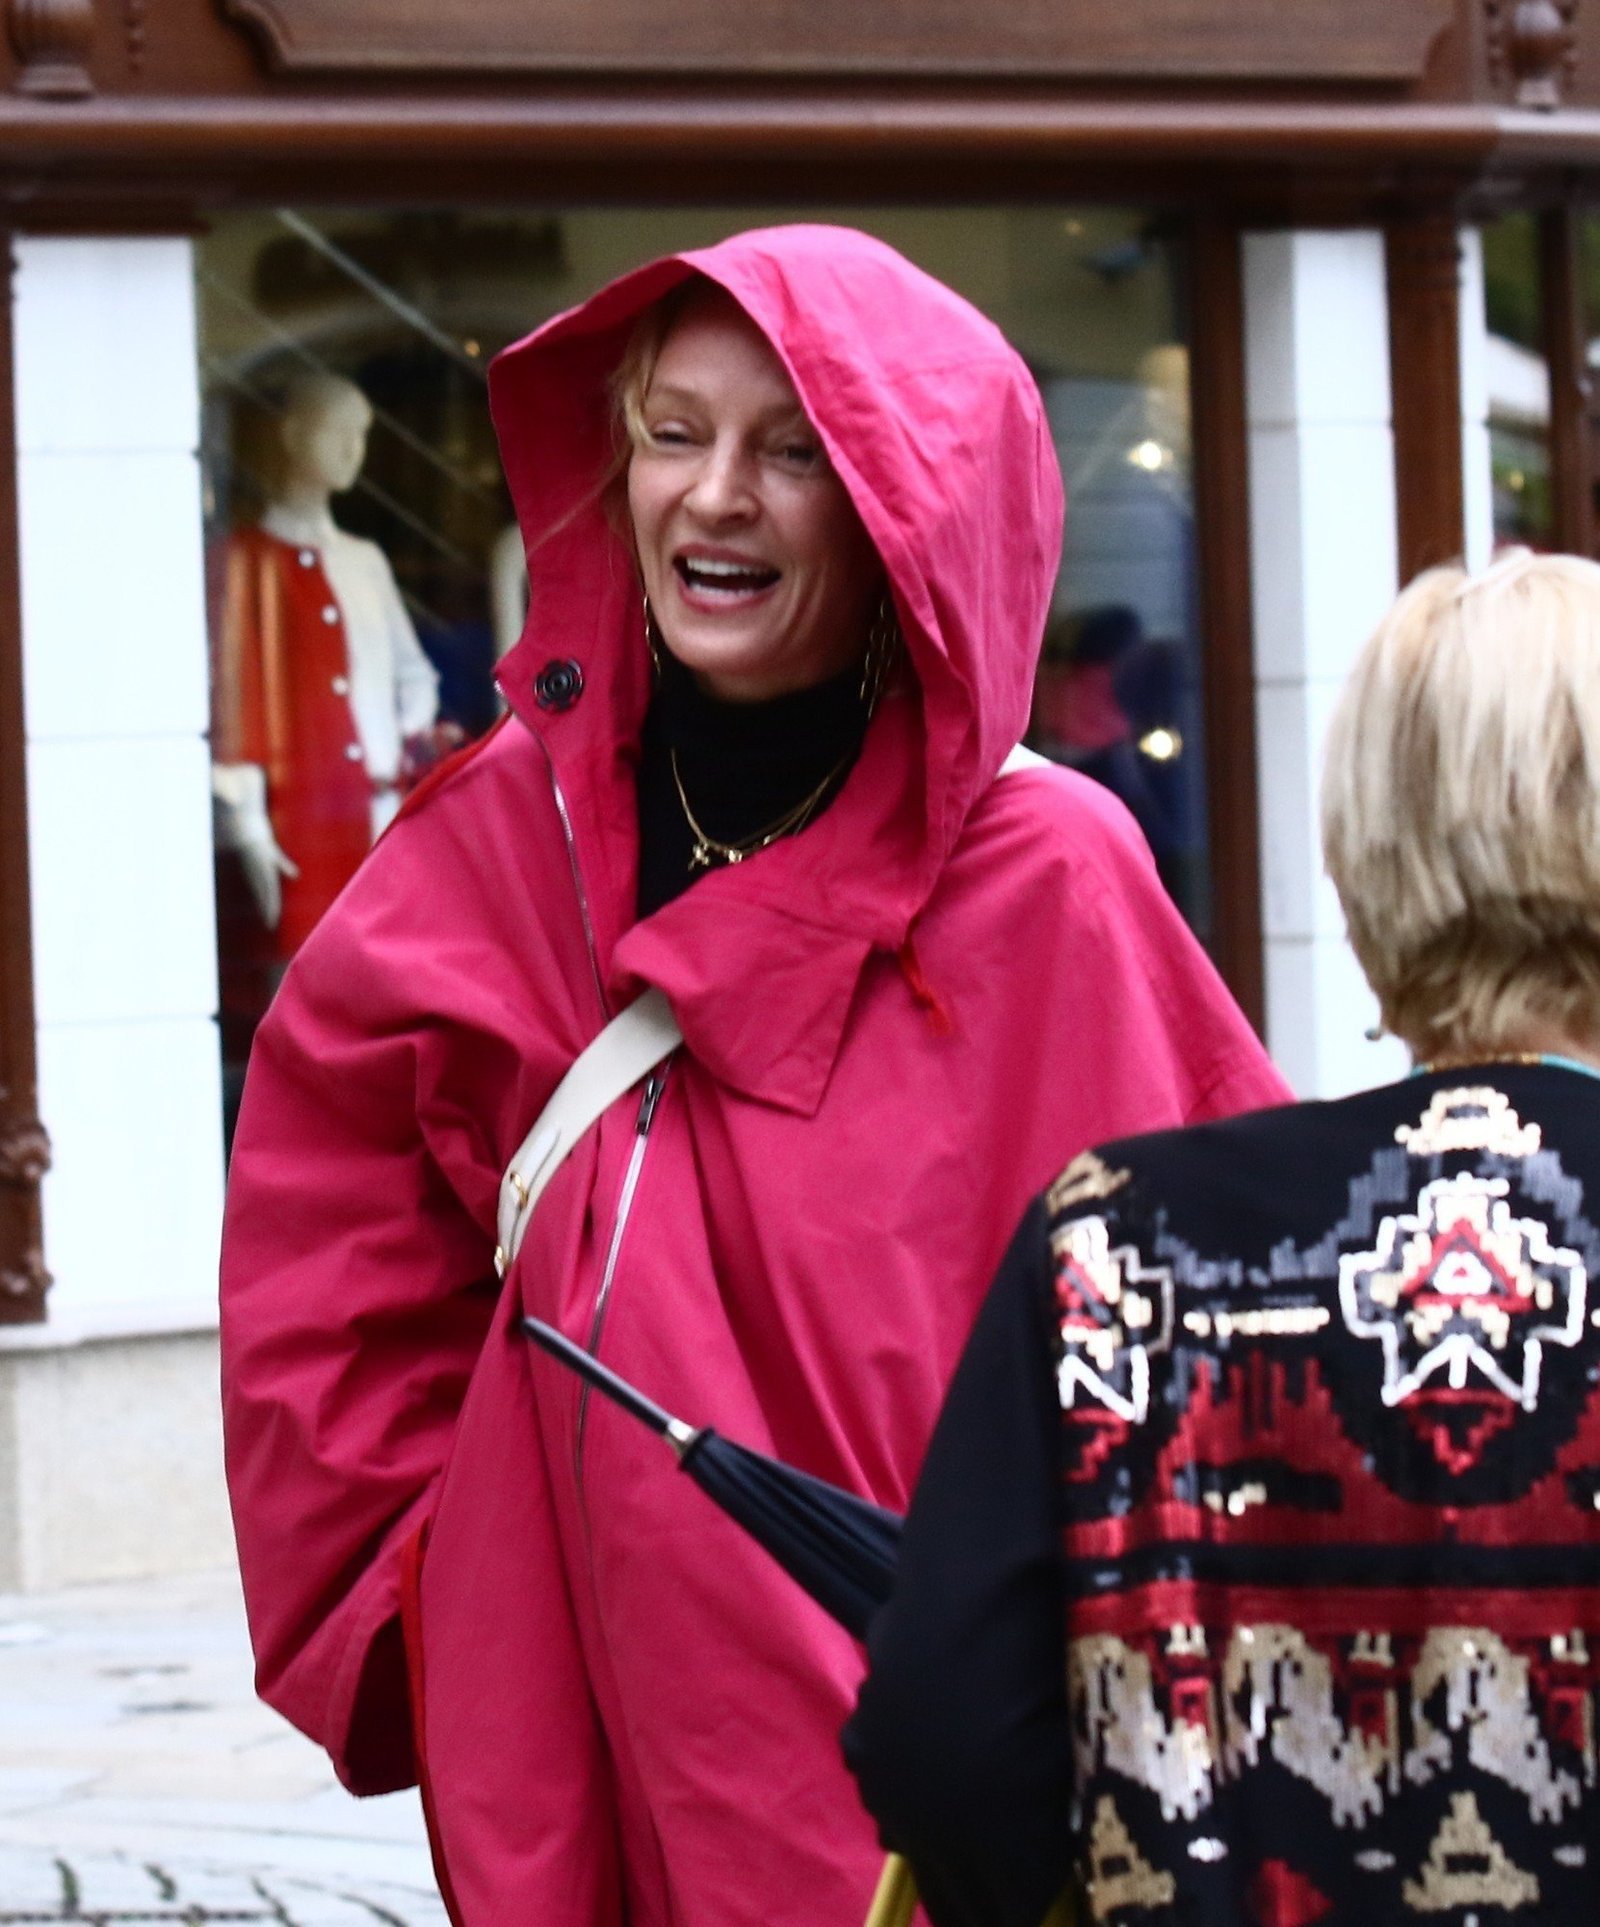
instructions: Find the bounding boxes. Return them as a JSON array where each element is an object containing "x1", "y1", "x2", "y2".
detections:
[{"x1": 489, "y1": 225, "x2": 1064, "y2": 953}]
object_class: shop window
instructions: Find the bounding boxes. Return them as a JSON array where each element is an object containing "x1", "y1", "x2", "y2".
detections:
[
  {"x1": 1578, "y1": 212, "x2": 1600, "y2": 552},
  {"x1": 1481, "y1": 213, "x2": 1555, "y2": 547},
  {"x1": 197, "y1": 207, "x2": 1206, "y2": 1137}
]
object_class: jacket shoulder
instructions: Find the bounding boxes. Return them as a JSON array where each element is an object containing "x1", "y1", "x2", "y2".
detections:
[
  {"x1": 1043, "y1": 1070, "x2": 1600, "y2": 1259},
  {"x1": 281, "y1": 716, "x2": 562, "y2": 998},
  {"x1": 1050, "y1": 1086, "x2": 1369, "y2": 1215},
  {"x1": 383, "y1": 712, "x2": 521, "y2": 833},
  {"x1": 960, "y1": 754, "x2": 1155, "y2": 884}
]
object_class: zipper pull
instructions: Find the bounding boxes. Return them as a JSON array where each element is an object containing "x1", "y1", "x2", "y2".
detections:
[{"x1": 636, "y1": 1070, "x2": 666, "y2": 1135}]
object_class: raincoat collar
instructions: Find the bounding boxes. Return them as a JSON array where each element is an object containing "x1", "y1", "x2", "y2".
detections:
[{"x1": 489, "y1": 225, "x2": 1064, "y2": 1114}]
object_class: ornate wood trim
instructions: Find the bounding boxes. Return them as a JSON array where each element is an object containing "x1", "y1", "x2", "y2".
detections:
[
  {"x1": 0, "y1": 97, "x2": 1558, "y2": 184},
  {"x1": 5, "y1": 96, "x2": 1600, "y2": 192},
  {"x1": 1189, "y1": 219, "x2": 1264, "y2": 1037},
  {"x1": 220, "y1": 0, "x2": 1453, "y2": 82},
  {"x1": 123, "y1": 0, "x2": 144, "y2": 73},
  {"x1": 7, "y1": 0, "x2": 96, "y2": 99},
  {"x1": 1387, "y1": 216, "x2": 1468, "y2": 580},
  {"x1": 1486, "y1": 0, "x2": 1579, "y2": 109},
  {"x1": 0, "y1": 237, "x2": 51, "y2": 1324},
  {"x1": 0, "y1": 95, "x2": 1590, "y2": 182}
]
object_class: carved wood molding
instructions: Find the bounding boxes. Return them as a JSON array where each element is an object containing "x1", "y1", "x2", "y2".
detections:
[
  {"x1": 1486, "y1": 0, "x2": 1578, "y2": 109},
  {"x1": 0, "y1": 235, "x2": 50, "y2": 1326},
  {"x1": 221, "y1": 0, "x2": 1453, "y2": 81},
  {"x1": 0, "y1": 1107, "x2": 52, "y2": 1321},
  {"x1": 123, "y1": 0, "x2": 144, "y2": 73},
  {"x1": 0, "y1": 1250, "x2": 50, "y2": 1306},
  {"x1": 7, "y1": 0, "x2": 95, "y2": 98},
  {"x1": 0, "y1": 1117, "x2": 50, "y2": 1187}
]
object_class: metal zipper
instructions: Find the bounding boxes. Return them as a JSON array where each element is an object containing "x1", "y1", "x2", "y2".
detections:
[
  {"x1": 575, "y1": 1067, "x2": 667, "y2": 1476},
  {"x1": 528, "y1": 726, "x2": 610, "y2": 1023},
  {"x1": 517, "y1": 717, "x2": 668, "y2": 1473}
]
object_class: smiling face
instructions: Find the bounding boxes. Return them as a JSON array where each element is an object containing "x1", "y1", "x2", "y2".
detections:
[{"x1": 625, "y1": 290, "x2": 884, "y2": 703}]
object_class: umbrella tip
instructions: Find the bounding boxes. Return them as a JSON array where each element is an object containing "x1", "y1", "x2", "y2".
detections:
[{"x1": 666, "y1": 1418, "x2": 699, "y2": 1462}]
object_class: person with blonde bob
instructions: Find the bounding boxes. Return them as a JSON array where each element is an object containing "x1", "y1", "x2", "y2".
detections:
[
  {"x1": 1325, "y1": 547, "x2": 1600, "y2": 1066},
  {"x1": 846, "y1": 547, "x2": 1600, "y2": 1927}
]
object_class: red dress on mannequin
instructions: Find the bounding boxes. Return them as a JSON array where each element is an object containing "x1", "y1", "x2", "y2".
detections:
[{"x1": 213, "y1": 524, "x2": 376, "y2": 958}]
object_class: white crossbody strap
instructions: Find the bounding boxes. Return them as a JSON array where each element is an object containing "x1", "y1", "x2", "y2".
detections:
[
  {"x1": 999, "y1": 741, "x2": 1049, "y2": 777},
  {"x1": 495, "y1": 986, "x2": 682, "y2": 1278}
]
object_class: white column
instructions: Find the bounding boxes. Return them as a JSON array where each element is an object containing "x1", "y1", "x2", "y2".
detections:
[
  {"x1": 1457, "y1": 226, "x2": 1494, "y2": 574},
  {"x1": 1244, "y1": 230, "x2": 1410, "y2": 1100},
  {"x1": 13, "y1": 237, "x2": 224, "y2": 1341}
]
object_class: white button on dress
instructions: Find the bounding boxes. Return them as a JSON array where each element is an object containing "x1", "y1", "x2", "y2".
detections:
[{"x1": 258, "y1": 505, "x2": 439, "y2": 796}]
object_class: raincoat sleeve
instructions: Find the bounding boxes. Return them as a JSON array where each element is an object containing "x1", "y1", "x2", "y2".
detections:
[
  {"x1": 219, "y1": 916, "x2": 502, "y2": 1797},
  {"x1": 844, "y1": 1198, "x2": 1073, "y2": 1927}
]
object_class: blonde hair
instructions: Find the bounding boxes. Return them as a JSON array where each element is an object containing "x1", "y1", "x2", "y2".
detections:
[
  {"x1": 1321, "y1": 549, "x2": 1600, "y2": 1059},
  {"x1": 524, "y1": 278, "x2": 706, "y2": 561},
  {"x1": 610, "y1": 279, "x2": 703, "y2": 456}
]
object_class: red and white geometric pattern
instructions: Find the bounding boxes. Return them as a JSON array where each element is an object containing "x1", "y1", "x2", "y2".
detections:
[
  {"x1": 1339, "y1": 1172, "x2": 1587, "y2": 1411},
  {"x1": 1053, "y1": 1214, "x2": 1175, "y2": 1423}
]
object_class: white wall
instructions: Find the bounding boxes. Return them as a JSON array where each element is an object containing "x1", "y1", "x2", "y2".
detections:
[
  {"x1": 1244, "y1": 227, "x2": 1496, "y2": 1097},
  {"x1": 1243, "y1": 231, "x2": 1409, "y2": 1099},
  {"x1": 0, "y1": 1332, "x2": 231, "y2": 1588},
  {"x1": 12, "y1": 236, "x2": 224, "y2": 1344}
]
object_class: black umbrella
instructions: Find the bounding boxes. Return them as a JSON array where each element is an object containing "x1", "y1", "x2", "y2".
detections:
[{"x1": 522, "y1": 1318, "x2": 901, "y2": 1641}]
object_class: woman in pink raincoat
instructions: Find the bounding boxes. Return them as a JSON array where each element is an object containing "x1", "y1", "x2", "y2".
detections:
[{"x1": 220, "y1": 225, "x2": 1289, "y2": 1926}]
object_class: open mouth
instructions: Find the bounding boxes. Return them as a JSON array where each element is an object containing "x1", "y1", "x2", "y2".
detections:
[{"x1": 674, "y1": 555, "x2": 781, "y2": 599}]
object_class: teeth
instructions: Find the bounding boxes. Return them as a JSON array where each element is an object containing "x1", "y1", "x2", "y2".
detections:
[
  {"x1": 687, "y1": 557, "x2": 765, "y2": 578},
  {"x1": 679, "y1": 557, "x2": 778, "y2": 590}
]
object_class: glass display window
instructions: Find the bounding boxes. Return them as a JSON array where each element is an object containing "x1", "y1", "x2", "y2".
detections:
[
  {"x1": 1481, "y1": 213, "x2": 1556, "y2": 548},
  {"x1": 197, "y1": 206, "x2": 1207, "y2": 1133},
  {"x1": 1579, "y1": 210, "x2": 1600, "y2": 554}
]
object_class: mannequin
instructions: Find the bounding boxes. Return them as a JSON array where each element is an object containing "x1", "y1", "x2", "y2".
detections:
[{"x1": 211, "y1": 373, "x2": 441, "y2": 959}]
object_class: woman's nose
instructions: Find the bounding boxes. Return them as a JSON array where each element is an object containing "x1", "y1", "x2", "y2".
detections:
[{"x1": 685, "y1": 440, "x2": 757, "y2": 522}]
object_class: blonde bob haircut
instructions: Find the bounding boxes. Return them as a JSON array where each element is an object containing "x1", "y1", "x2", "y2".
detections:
[{"x1": 1321, "y1": 548, "x2": 1600, "y2": 1060}]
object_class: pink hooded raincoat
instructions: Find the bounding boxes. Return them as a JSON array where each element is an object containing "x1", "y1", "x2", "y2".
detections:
[{"x1": 220, "y1": 226, "x2": 1291, "y2": 1926}]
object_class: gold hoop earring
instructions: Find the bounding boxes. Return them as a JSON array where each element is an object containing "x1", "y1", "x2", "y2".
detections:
[
  {"x1": 643, "y1": 594, "x2": 664, "y2": 681},
  {"x1": 860, "y1": 593, "x2": 899, "y2": 718}
]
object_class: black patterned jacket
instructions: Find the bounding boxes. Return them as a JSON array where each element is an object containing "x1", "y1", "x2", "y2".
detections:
[{"x1": 846, "y1": 1064, "x2": 1600, "y2": 1927}]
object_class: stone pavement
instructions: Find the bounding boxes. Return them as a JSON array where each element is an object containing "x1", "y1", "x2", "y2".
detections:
[{"x1": 0, "y1": 1567, "x2": 447, "y2": 1924}]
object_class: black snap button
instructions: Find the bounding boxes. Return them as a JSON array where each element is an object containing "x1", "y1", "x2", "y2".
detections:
[{"x1": 534, "y1": 658, "x2": 584, "y2": 712}]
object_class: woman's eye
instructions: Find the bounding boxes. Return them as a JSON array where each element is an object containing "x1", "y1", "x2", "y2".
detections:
[
  {"x1": 775, "y1": 440, "x2": 823, "y2": 470},
  {"x1": 644, "y1": 421, "x2": 694, "y2": 448}
]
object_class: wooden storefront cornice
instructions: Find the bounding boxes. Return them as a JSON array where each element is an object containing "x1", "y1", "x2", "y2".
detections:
[
  {"x1": 3, "y1": 97, "x2": 1600, "y2": 203},
  {"x1": 0, "y1": 96, "x2": 1595, "y2": 163},
  {"x1": 2, "y1": 0, "x2": 1594, "y2": 204}
]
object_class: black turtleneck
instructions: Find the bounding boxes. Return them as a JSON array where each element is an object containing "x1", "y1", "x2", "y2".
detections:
[{"x1": 635, "y1": 652, "x2": 868, "y2": 919}]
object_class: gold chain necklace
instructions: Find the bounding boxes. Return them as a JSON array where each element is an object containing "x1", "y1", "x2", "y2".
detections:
[
  {"x1": 1416, "y1": 1051, "x2": 1548, "y2": 1074},
  {"x1": 670, "y1": 744, "x2": 852, "y2": 870}
]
